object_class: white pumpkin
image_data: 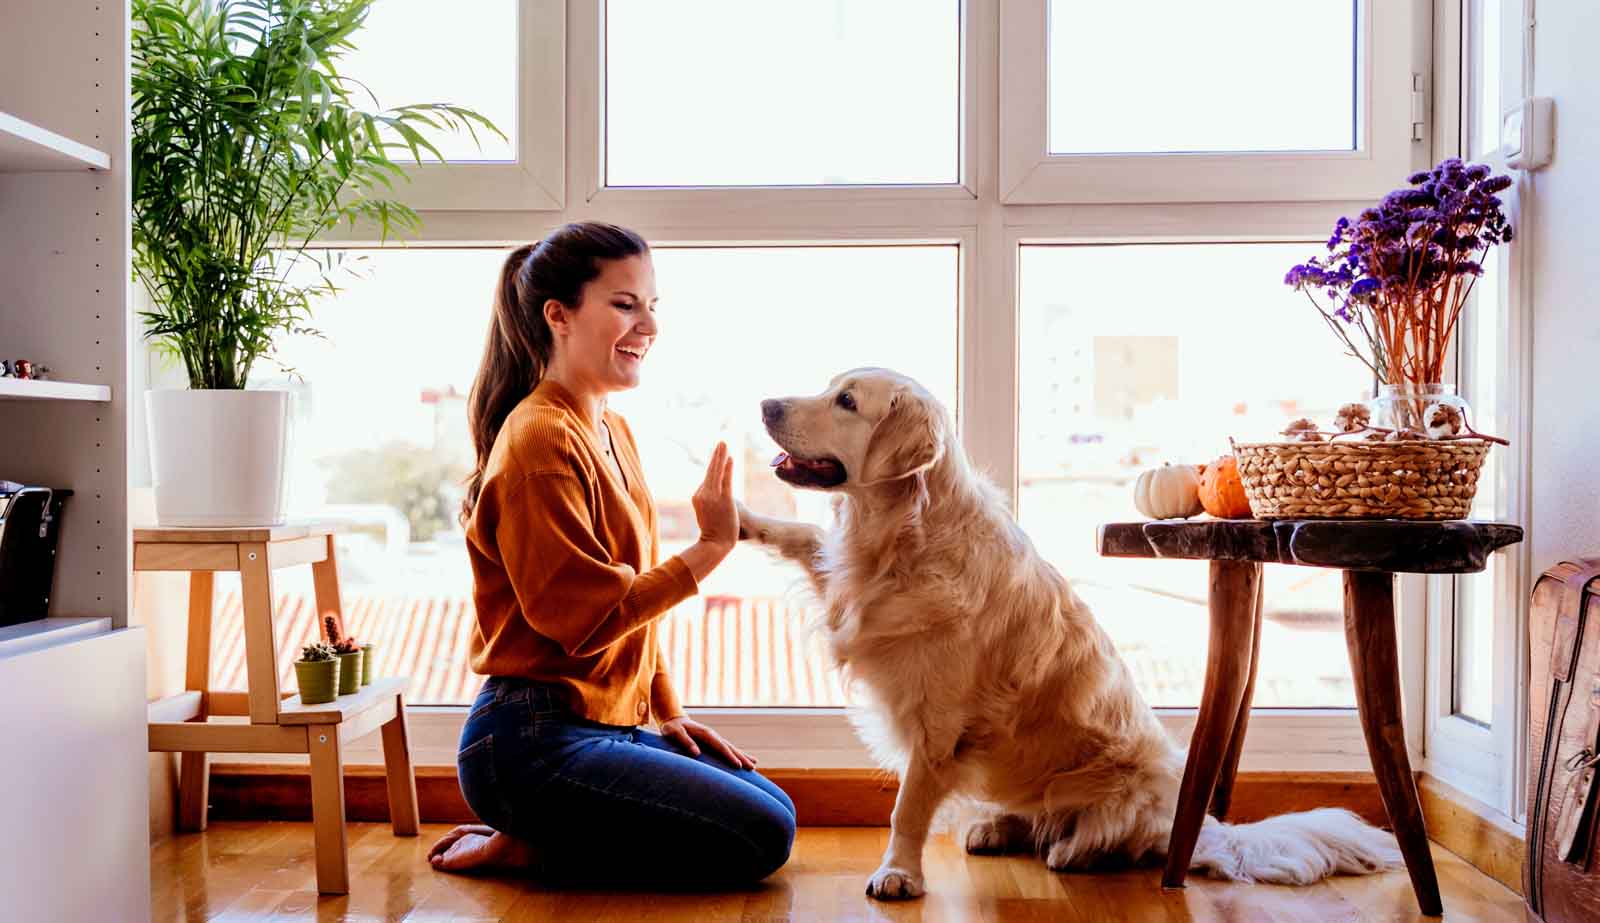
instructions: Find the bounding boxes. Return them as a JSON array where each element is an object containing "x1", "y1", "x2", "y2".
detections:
[{"x1": 1133, "y1": 463, "x2": 1204, "y2": 520}]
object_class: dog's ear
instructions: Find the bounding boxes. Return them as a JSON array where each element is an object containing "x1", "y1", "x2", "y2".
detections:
[{"x1": 860, "y1": 391, "x2": 944, "y2": 485}]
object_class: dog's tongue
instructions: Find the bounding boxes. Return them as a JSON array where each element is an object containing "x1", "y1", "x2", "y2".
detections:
[{"x1": 770, "y1": 452, "x2": 789, "y2": 468}]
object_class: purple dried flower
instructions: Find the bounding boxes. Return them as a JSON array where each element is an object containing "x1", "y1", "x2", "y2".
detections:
[
  {"x1": 1349, "y1": 278, "x2": 1381, "y2": 299},
  {"x1": 1284, "y1": 157, "x2": 1515, "y2": 383}
]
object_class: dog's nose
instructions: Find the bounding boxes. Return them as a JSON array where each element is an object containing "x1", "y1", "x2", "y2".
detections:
[{"x1": 761, "y1": 399, "x2": 784, "y2": 425}]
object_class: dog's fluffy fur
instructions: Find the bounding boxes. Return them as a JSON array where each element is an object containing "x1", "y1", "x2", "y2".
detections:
[{"x1": 739, "y1": 368, "x2": 1403, "y2": 900}]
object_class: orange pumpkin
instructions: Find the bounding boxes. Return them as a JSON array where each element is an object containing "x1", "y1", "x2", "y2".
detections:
[{"x1": 1198, "y1": 455, "x2": 1253, "y2": 519}]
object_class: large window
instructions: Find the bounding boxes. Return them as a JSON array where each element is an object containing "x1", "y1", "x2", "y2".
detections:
[{"x1": 157, "y1": 1, "x2": 1461, "y2": 771}]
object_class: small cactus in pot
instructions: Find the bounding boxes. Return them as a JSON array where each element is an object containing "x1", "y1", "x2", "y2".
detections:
[
  {"x1": 326, "y1": 615, "x2": 364, "y2": 696},
  {"x1": 294, "y1": 641, "x2": 340, "y2": 705}
]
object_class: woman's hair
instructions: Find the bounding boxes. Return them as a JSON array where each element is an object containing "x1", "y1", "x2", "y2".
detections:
[{"x1": 462, "y1": 221, "x2": 649, "y2": 522}]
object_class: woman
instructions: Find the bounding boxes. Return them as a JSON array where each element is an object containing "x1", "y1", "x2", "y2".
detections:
[{"x1": 428, "y1": 222, "x2": 795, "y2": 885}]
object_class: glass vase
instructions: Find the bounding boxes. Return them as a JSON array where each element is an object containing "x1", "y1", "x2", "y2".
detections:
[{"x1": 1367, "y1": 382, "x2": 1472, "y2": 438}]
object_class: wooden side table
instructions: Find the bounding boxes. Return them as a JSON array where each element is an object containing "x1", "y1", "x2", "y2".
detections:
[
  {"x1": 1098, "y1": 518, "x2": 1523, "y2": 916},
  {"x1": 138, "y1": 524, "x2": 420, "y2": 895}
]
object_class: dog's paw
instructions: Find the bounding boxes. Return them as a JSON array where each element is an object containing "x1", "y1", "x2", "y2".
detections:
[
  {"x1": 964, "y1": 820, "x2": 1011, "y2": 855},
  {"x1": 734, "y1": 500, "x2": 759, "y2": 542},
  {"x1": 864, "y1": 865, "x2": 925, "y2": 900},
  {"x1": 1044, "y1": 838, "x2": 1087, "y2": 872},
  {"x1": 964, "y1": 814, "x2": 1029, "y2": 855}
]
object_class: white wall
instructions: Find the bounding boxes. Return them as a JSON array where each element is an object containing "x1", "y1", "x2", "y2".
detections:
[{"x1": 1527, "y1": 0, "x2": 1600, "y2": 569}]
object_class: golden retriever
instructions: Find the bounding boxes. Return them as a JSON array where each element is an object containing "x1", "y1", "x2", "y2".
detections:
[{"x1": 737, "y1": 367, "x2": 1402, "y2": 900}]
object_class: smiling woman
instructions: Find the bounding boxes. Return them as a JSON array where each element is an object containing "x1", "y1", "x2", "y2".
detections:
[{"x1": 423, "y1": 221, "x2": 801, "y2": 883}]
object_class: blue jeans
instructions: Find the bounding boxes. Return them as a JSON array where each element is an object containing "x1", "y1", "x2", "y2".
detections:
[{"x1": 456, "y1": 677, "x2": 796, "y2": 886}]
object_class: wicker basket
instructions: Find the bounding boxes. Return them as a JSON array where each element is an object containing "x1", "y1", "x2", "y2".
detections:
[{"x1": 1234, "y1": 439, "x2": 1490, "y2": 520}]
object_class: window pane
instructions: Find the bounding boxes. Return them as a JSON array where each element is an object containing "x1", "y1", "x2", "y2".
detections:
[
  {"x1": 612, "y1": 246, "x2": 959, "y2": 705},
  {"x1": 1454, "y1": 246, "x2": 1503, "y2": 724},
  {"x1": 1048, "y1": 0, "x2": 1358, "y2": 155},
  {"x1": 1472, "y1": 0, "x2": 1504, "y2": 158},
  {"x1": 606, "y1": 0, "x2": 960, "y2": 185},
  {"x1": 337, "y1": 0, "x2": 518, "y2": 162},
  {"x1": 208, "y1": 246, "x2": 957, "y2": 707},
  {"x1": 1019, "y1": 243, "x2": 1368, "y2": 708}
]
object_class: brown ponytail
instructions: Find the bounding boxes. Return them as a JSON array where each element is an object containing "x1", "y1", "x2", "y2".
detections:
[{"x1": 462, "y1": 222, "x2": 649, "y2": 522}]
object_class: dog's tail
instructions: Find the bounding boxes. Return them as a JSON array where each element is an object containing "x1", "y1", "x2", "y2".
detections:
[{"x1": 1188, "y1": 808, "x2": 1404, "y2": 885}]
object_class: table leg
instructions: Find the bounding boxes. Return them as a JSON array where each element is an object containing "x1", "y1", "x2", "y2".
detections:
[
  {"x1": 1163, "y1": 559, "x2": 1261, "y2": 889},
  {"x1": 1210, "y1": 565, "x2": 1264, "y2": 820},
  {"x1": 1343, "y1": 570, "x2": 1442, "y2": 917}
]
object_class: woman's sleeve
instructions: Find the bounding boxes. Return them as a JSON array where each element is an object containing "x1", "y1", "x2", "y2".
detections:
[{"x1": 484, "y1": 471, "x2": 699, "y2": 658}]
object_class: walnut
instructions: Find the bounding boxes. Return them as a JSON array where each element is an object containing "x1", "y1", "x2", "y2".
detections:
[
  {"x1": 1333, "y1": 402, "x2": 1371, "y2": 433},
  {"x1": 1423, "y1": 402, "x2": 1464, "y2": 438},
  {"x1": 1282, "y1": 417, "x2": 1324, "y2": 442}
]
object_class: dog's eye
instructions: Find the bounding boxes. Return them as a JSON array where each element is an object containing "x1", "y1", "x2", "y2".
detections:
[{"x1": 836, "y1": 392, "x2": 857, "y2": 412}]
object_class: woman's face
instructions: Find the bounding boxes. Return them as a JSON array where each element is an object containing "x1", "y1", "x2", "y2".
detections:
[{"x1": 548, "y1": 252, "x2": 659, "y2": 395}]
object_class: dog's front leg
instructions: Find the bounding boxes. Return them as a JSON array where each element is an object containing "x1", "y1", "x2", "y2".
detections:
[
  {"x1": 737, "y1": 501, "x2": 828, "y2": 597},
  {"x1": 867, "y1": 754, "x2": 950, "y2": 900}
]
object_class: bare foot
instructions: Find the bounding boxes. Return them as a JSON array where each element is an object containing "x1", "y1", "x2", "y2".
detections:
[{"x1": 428, "y1": 825, "x2": 537, "y2": 874}]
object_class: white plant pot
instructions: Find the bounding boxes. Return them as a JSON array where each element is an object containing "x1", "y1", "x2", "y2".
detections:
[{"x1": 147, "y1": 389, "x2": 289, "y2": 527}]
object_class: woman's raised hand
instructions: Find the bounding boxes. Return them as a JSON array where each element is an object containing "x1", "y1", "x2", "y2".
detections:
[{"x1": 692, "y1": 441, "x2": 738, "y2": 550}]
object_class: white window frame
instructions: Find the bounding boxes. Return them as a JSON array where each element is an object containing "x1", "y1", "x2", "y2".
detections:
[
  {"x1": 999, "y1": 0, "x2": 1429, "y2": 204},
  {"x1": 386, "y1": 0, "x2": 566, "y2": 211},
  {"x1": 288, "y1": 0, "x2": 1437, "y2": 773},
  {"x1": 1418, "y1": 0, "x2": 1533, "y2": 822}
]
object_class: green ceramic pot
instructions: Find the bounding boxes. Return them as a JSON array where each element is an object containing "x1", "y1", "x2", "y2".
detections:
[
  {"x1": 336, "y1": 650, "x2": 363, "y2": 695},
  {"x1": 360, "y1": 643, "x2": 376, "y2": 685},
  {"x1": 295, "y1": 659, "x2": 338, "y2": 705}
]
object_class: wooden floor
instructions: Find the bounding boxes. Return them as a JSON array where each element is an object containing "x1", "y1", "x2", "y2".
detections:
[{"x1": 152, "y1": 822, "x2": 1525, "y2": 922}]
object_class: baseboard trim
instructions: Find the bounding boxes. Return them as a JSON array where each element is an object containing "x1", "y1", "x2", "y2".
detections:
[
  {"x1": 204, "y1": 765, "x2": 1389, "y2": 828},
  {"x1": 1417, "y1": 772, "x2": 1525, "y2": 896}
]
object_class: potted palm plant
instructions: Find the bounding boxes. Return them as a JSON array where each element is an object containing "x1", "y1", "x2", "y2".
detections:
[{"x1": 132, "y1": 0, "x2": 498, "y2": 525}]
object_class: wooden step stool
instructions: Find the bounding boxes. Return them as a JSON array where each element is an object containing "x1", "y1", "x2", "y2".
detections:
[{"x1": 139, "y1": 524, "x2": 420, "y2": 895}]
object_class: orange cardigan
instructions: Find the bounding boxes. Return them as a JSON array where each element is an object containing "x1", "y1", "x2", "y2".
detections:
[{"x1": 465, "y1": 378, "x2": 698, "y2": 726}]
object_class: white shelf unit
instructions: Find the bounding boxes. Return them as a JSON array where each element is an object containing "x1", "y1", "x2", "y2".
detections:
[
  {"x1": 0, "y1": 377, "x2": 112, "y2": 402},
  {"x1": 0, "y1": 110, "x2": 111, "y2": 173},
  {"x1": 0, "y1": 615, "x2": 114, "y2": 657},
  {"x1": 1, "y1": 3, "x2": 147, "y2": 920},
  {"x1": 1, "y1": 2, "x2": 130, "y2": 626}
]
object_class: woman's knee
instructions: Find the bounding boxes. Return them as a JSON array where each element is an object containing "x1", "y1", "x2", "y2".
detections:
[
  {"x1": 755, "y1": 773, "x2": 797, "y2": 820},
  {"x1": 735, "y1": 793, "x2": 796, "y2": 881}
]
